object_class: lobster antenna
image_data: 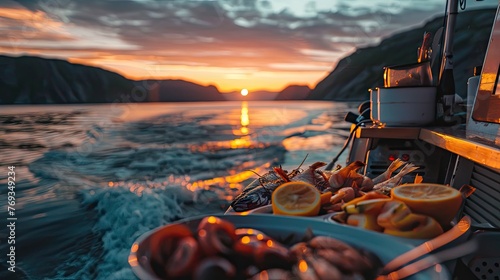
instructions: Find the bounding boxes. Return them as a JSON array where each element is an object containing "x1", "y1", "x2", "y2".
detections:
[
  {"x1": 297, "y1": 153, "x2": 309, "y2": 170},
  {"x1": 248, "y1": 170, "x2": 262, "y2": 177}
]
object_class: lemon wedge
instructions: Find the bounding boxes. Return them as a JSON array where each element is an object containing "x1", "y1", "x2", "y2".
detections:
[
  {"x1": 272, "y1": 182, "x2": 321, "y2": 217},
  {"x1": 391, "y1": 183, "x2": 462, "y2": 229}
]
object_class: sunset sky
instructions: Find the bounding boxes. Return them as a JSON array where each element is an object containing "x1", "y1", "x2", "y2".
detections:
[{"x1": 1, "y1": 0, "x2": 496, "y2": 92}]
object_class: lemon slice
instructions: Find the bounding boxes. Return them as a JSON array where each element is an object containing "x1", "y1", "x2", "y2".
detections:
[
  {"x1": 384, "y1": 215, "x2": 444, "y2": 239},
  {"x1": 391, "y1": 183, "x2": 462, "y2": 229},
  {"x1": 272, "y1": 182, "x2": 321, "y2": 217}
]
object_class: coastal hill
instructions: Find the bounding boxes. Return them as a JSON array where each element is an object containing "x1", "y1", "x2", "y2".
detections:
[
  {"x1": 0, "y1": 55, "x2": 226, "y2": 104},
  {"x1": 139, "y1": 79, "x2": 224, "y2": 102},
  {"x1": 308, "y1": 8, "x2": 496, "y2": 101},
  {"x1": 275, "y1": 85, "x2": 311, "y2": 100},
  {"x1": 0, "y1": 55, "x2": 131, "y2": 104}
]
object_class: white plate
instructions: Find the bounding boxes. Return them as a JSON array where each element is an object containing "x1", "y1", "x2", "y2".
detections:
[{"x1": 129, "y1": 214, "x2": 451, "y2": 280}]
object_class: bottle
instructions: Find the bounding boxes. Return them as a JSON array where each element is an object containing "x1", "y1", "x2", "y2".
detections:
[
  {"x1": 417, "y1": 32, "x2": 433, "y2": 86},
  {"x1": 436, "y1": 55, "x2": 455, "y2": 124},
  {"x1": 417, "y1": 32, "x2": 432, "y2": 63}
]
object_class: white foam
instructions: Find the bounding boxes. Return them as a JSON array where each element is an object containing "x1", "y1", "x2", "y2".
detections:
[{"x1": 57, "y1": 182, "x2": 202, "y2": 279}]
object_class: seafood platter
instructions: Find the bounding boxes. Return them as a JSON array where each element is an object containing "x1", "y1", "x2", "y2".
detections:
[
  {"x1": 129, "y1": 158, "x2": 470, "y2": 279},
  {"x1": 227, "y1": 158, "x2": 470, "y2": 238},
  {"x1": 128, "y1": 214, "x2": 451, "y2": 280}
]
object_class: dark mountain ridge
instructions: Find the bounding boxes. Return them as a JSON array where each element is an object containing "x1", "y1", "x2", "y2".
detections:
[
  {"x1": 275, "y1": 85, "x2": 311, "y2": 100},
  {"x1": 308, "y1": 8, "x2": 496, "y2": 101},
  {"x1": 0, "y1": 55, "x2": 226, "y2": 104},
  {"x1": 0, "y1": 55, "x2": 132, "y2": 104}
]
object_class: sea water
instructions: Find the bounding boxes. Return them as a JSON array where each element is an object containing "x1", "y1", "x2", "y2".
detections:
[{"x1": 0, "y1": 101, "x2": 354, "y2": 280}]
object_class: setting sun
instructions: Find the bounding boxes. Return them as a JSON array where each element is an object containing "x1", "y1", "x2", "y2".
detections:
[{"x1": 241, "y1": 88, "x2": 249, "y2": 96}]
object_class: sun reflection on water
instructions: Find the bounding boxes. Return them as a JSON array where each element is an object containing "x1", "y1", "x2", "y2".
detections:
[
  {"x1": 241, "y1": 101, "x2": 249, "y2": 127},
  {"x1": 230, "y1": 101, "x2": 253, "y2": 148},
  {"x1": 240, "y1": 101, "x2": 250, "y2": 135}
]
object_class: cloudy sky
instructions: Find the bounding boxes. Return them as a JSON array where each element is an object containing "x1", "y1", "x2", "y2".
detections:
[{"x1": 0, "y1": 0, "x2": 496, "y2": 92}]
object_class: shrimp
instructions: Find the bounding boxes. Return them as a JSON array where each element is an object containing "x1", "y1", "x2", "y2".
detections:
[
  {"x1": 372, "y1": 158, "x2": 407, "y2": 184},
  {"x1": 328, "y1": 161, "x2": 365, "y2": 192},
  {"x1": 330, "y1": 187, "x2": 356, "y2": 204},
  {"x1": 373, "y1": 163, "x2": 420, "y2": 195}
]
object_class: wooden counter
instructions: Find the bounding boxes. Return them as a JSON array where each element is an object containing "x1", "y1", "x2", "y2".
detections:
[
  {"x1": 419, "y1": 127, "x2": 500, "y2": 170},
  {"x1": 355, "y1": 125, "x2": 500, "y2": 171}
]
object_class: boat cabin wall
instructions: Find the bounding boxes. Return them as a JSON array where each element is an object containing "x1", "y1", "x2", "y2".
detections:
[{"x1": 467, "y1": 4, "x2": 500, "y2": 143}]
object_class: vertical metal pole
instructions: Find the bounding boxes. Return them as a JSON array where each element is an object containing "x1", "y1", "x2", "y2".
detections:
[{"x1": 439, "y1": 0, "x2": 459, "y2": 80}]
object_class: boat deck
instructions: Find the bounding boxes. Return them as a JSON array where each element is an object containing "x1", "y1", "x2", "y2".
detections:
[{"x1": 349, "y1": 124, "x2": 500, "y2": 279}]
